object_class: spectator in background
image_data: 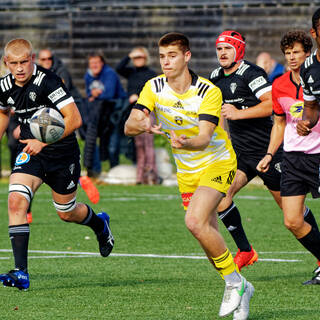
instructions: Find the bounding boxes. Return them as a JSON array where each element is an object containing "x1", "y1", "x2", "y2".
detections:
[
  {"x1": 116, "y1": 47, "x2": 158, "y2": 184},
  {"x1": 84, "y1": 51, "x2": 126, "y2": 178},
  {"x1": 38, "y1": 49, "x2": 86, "y2": 138},
  {"x1": 256, "y1": 51, "x2": 285, "y2": 82}
]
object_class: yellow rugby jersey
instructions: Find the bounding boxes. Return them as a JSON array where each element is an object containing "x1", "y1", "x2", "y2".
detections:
[{"x1": 136, "y1": 72, "x2": 235, "y2": 173}]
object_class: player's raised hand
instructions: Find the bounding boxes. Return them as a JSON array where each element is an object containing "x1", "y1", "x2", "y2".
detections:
[
  {"x1": 140, "y1": 109, "x2": 164, "y2": 135},
  {"x1": 170, "y1": 130, "x2": 187, "y2": 149},
  {"x1": 296, "y1": 120, "x2": 311, "y2": 136},
  {"x1": 221, "y1": 103, "x2": 240, "y2": 120},
  {"x1": 20, "y1": 139, "x2": 47, "y2": 155}
]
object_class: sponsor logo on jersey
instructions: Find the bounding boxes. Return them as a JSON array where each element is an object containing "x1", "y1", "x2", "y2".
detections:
[
  {"x1": 15, "y1": 152, "x2": 30, "y2": 165},
  {"x1": 7, "y1": 97, "x2": 14, "y2": 105},
  {"x1": 248, "y1": 76, "x2": 267, "y2": 91},
  {"x1": 29, "y1": 91, "x2": 37, "y2": 102},
  {"x1": 174, "y1": 116, "x2": 183, "y2": 125},
  {"x1": 308, "y1": 75, "x2": 314, "y2": 83},
  {"x1": 211, "y1": 175, "x2": 222, "y2": 184},
  {"x1": 173, "y1": 100, "x2": 184, "y2": 109},
  {"x1": 289, "y1": 101, "x2": 303, "y2": 118},
  {"x1": 48, "y1": 87, "x2": 66, "y2": 103},
  {"x1": 230, "y1": 82, "x2": 237, "y2": 94}
]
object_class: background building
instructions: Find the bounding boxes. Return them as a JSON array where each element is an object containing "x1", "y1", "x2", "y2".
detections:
[{"x1": 0, "y1": 0, "x2": 317, "y2": 93}]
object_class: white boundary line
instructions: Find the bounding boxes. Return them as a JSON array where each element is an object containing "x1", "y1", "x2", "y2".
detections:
[{"x1": 0, "y1": 249, "x2": 303, "y2": 262}]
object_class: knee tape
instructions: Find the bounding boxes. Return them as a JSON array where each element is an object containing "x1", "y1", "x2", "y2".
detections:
[
  {"x1": 9, "y1": 184, "x2": 33, "y2": 203},
  {"x1": 53, "y1": 197, "x2": 77, "y2": 212}
]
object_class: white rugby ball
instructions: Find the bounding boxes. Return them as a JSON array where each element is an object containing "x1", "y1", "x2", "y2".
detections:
[{"x1": 30, "y1": 108, "x2": 65, "y2": 144}]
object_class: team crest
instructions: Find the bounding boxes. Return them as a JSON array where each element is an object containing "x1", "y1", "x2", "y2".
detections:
[
  {"x1": 308, "y1": 75, "x2": 314, "y2": 83},
  {"x1": 15, "y1": 152, "x2": 30, "y2": 165},
  {"x1": 230, "y1": 83, "x2": 237, "y2": 94},
  {"x1": 7, "y1": 97, "x2": 14, "y2": 105},
  {"x1": 174, "y1": 116, "x2": 183, "y2": 125},
  {"x1": 29, "y1": 91, "x2": 37, "y2": 102}
]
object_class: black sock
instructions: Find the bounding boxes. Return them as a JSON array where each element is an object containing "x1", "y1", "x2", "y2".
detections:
[
  {"x1": 304, "y1": 207, "x2": 319, "y2": 232},
  {"x1": 9, "y1": 224, "x2": 30, "y2": 273},
  {"x1": 218, "y1": 202, "x2": 251, "y2": 252},
  {"x1": 80, "y1": 205, "x2": 105, "y2": 234},
  {"x1": 298, "y1": 227, "x2": 320, "y2": 260}
]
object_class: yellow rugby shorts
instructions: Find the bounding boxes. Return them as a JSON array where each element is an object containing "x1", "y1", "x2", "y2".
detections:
[{"x1": 177, "y1": 157, "x2": 237, "y2": 209}]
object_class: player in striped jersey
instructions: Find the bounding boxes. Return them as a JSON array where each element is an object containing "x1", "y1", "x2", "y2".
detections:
[
  {"x1": 210, "y1": 30, "x2": 283, "y2": 271},
  {"x1": 125, "y1": 32, "x2": 254, "y2": 320},
  {"x1": 0, "y1": 39, "x2": 114, "y2": 291},
  {"x1": 296, "y1": 9, "x2": 320, "y2": 284}
]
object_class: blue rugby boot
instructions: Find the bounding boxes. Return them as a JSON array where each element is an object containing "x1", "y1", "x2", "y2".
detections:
[
  {"x1": 96, "y1": 212, "x2": 114, "y2": 257},
  {"x1": 0, "y1": 269, "x2": 30, "y2": 290}
]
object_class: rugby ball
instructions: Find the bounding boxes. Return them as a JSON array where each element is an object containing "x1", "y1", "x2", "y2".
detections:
[{"x1": 30, "y1": 108, "x2": 65, "y2": 144}]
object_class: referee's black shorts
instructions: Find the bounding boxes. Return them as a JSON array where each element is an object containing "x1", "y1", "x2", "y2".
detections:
[{"x1": 281, "y1": 151, "x2": 320, "y2": 198}]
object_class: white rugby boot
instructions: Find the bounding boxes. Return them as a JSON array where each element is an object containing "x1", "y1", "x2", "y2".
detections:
[
  {"x1": 233, "y1": 280, "x2": 254, "y2": 320},
  {"x1": 219, "y1": 275, "x2": 246, "y2": 317}
]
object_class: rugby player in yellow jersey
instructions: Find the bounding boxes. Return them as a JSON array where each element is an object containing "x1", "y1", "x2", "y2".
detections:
[{"x1": 125, "y1": 32, "x2": 254, "y2": 319}]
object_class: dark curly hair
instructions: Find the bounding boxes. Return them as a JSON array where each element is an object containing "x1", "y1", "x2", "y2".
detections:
[
  {"x1": 312, "y1": 8, "x2": 320, "y2": 31},
  {"x1": 280, "y1": 30, "x2": 313, "y2": 54}
]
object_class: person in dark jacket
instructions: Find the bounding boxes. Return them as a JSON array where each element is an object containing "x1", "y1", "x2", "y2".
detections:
[
  {"x1": 116, "y1": 47, "x2": 159, "y2": 184},
  {"x1": 84, "y1": 51, "x2": 127, "y2": 177}
]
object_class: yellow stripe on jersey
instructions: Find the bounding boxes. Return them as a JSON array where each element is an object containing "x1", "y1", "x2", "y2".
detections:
[{"x1": 137, "y1": 73, "x2": 235, "y2": 173}]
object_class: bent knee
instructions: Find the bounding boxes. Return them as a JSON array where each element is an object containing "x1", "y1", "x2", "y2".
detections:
[
  {"x1": 284, "y1": 218, "x2": 304, "y2": 233},
  {"x1": 185, "y1": 214, "x2": 204, "y2": 238}
]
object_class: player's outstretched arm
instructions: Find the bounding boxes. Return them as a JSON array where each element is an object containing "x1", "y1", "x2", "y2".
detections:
[
  {"x1": 257, "y1": 115, "x2": 285, "y2": 172},
  {"x1": 125, "y1": 108, "x2": 163, "y2": 136},
  {"x1": 170, "y1": 120, "x2": 215, "y2": 151}
]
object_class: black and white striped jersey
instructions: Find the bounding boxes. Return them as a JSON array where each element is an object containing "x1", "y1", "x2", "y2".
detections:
[
  {"x1": 209, "y1": 60, "x2": 273, "y2": 155},
  {"x1": 0, "y1": 64, "x2": 78, "y2": 157},
  {"x1": 300, "y1": 52, "x2": 320, "y2": 103}
]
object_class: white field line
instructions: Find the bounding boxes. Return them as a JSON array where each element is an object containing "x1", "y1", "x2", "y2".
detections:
[
  {"x1": 0, "y1": 192, "x2": 317, "y2": 202},
  {"x1": 0, "y1": 249, "x2": 302, "y2": 262}
]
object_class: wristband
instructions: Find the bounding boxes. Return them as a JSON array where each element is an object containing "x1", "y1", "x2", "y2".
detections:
[{"x1": 266, "y1": 152, "x2": 273, "y2": 159}]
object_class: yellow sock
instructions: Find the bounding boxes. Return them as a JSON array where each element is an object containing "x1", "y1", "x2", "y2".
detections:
[{"x1": 211, "y1": 249, "x2": 238, "y2": 279}]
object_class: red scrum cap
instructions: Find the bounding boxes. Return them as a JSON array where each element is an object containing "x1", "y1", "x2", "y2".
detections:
[{"x1": 216, "y1": 30, "x2": 246, "y2": 63}]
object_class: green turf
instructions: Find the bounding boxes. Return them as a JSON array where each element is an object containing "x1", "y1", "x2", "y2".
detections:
[{"x1": 0, "y1": 182, "x2": 318, "y2": 319}]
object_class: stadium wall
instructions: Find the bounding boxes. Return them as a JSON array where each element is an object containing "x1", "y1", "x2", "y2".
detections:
[{"x1": 0, "y1": 0, "x2": 318, "y2": 93}]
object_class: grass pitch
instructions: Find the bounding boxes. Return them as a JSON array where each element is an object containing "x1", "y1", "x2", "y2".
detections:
[{"x1": 0, "y1": 182, "x2": 319, "y2": 319}]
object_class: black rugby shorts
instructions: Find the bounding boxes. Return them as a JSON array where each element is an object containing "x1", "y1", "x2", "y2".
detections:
[
  {"x1": 281, "y1": 151, "x2": 320, "y2": 198},
  {"x1": 12, "y1": 151, "x2": 81, "y2": 195},
  {"x1": 235, "y1": 150, "x2": 282, "y2": 191}
]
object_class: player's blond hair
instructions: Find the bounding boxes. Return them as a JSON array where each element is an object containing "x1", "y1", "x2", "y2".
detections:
[{"x1": 4, "y1": 38, "x2": 33, "y2": 57}]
